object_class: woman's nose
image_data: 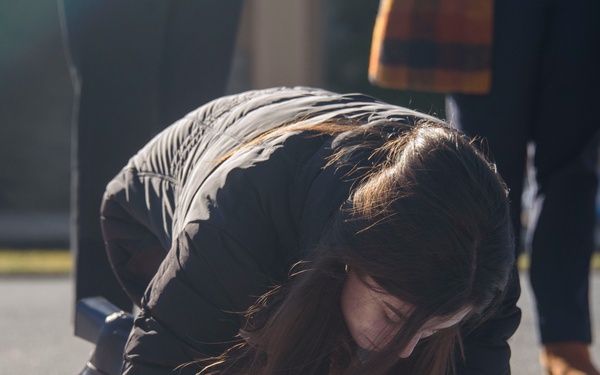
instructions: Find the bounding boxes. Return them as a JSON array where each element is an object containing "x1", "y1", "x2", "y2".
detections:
[{"x1": 398, "y1": 334, "x2": 421, "y2": 358}]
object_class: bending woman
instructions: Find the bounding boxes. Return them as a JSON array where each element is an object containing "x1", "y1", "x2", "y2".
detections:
[{"x1": 100, "y1": 87, "x2": 521, "y2": 374}]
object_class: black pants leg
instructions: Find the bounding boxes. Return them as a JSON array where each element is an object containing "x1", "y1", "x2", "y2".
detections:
[
  {"x1": 526, "y1": 0, "x2": 600, "y2": 344},
  {"x1": 447, "y1": 0, "x2": 600, "y2": 344},
  {"x1": 59, "y1": 0, "x2": 244, "y2": 311}
]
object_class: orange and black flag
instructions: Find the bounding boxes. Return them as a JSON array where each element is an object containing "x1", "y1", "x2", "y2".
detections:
[{"x1": 369, "y1": 0, "x2": 494, "y2": 94}]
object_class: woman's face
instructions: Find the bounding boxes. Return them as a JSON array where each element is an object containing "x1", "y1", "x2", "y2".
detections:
[{"x1": 340, "y1": 269, "x2": 470, "y2": 358}]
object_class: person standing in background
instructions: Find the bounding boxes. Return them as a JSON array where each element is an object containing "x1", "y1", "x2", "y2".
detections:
[
  {"x1": 58, "y1": 0, "x2": 244, "y2": 312},
  {"x1": 369, "y1": 0, "x2": 600, "y2": 373}
]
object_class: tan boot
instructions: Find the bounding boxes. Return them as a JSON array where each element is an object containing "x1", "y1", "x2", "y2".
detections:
[{"x1": 540, "y1": 342, "x2": 600, "y2": 375}]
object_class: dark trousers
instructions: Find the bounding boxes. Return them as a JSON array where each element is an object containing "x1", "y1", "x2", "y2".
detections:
[
  {"x1": 59, "y1": 0, "x2": 244, "y2": 312},
  {"x1": 447, "y1": 0, "x2": 600, "y2": 344}
]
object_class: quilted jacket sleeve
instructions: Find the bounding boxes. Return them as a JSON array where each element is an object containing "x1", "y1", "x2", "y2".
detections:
[
  {"x1": 101, "y1": 169, "x2": 177, "y2": 306},
  {"x1": 121, "y1": 222, "x2": 268, "y2": 375},
  {"x1": 117, "y1": 134, "x2": 326, "y2": 374},
  {"x1": 456, "y1": 265, "x2": 522, "y2": 374}
]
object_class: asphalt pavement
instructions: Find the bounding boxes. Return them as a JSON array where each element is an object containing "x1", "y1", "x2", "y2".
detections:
[{"x1": 0, "y1": 273, "x2": 599, "y2": 375}]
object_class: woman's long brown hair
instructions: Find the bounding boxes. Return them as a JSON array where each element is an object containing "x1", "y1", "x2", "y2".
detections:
[{"x1": 194, "y1": 117, "x2": 515, "y2": 375}]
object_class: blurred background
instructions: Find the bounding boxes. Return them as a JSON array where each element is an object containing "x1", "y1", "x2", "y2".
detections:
[
  {"x1": 1, "y1": 0, "x2": 598, "y2": 251},
  {"x1": 0, "y1": 0, "x2": 450, "y2": 251}
]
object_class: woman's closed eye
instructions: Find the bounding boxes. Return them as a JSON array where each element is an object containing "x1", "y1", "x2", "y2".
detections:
[
  {"x1": 382, "y1": 302, "x2": 409, "y2": 325},
  {"x1": 384, "y1": 312, "x2": 402, "y2": 325}
]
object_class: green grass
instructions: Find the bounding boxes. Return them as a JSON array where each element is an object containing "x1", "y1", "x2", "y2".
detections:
[
  {"x1": 0, "y1": 250, "x2": 598, "y2": 275},
  {"x1": 0, "y1": 250, "x2": 71, "y2": 275},
  {"x1": 517, "y1": 252, "x2": 600, "y2": 271}
]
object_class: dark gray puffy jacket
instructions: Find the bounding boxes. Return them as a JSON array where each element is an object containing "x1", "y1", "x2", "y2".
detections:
[{"x1": 100, "y1": 87, "x2": 521, "y2": 375}]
